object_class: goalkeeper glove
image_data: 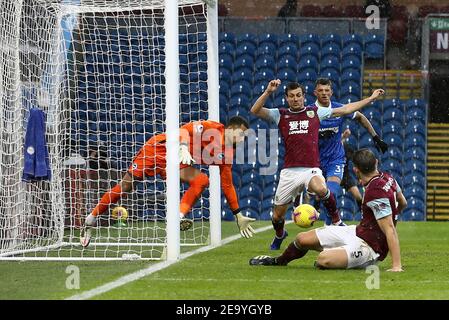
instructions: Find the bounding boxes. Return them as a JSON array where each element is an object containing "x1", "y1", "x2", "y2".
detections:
[
  {"x1": 234, "y1": 210, "x2": 256, "y2": 239},
  {"x1": 373, "y1": 135, "x2": 388, "y2": 154},
  {"x1": 179, "y1": 143, "x2": 195, "y2": 165}
]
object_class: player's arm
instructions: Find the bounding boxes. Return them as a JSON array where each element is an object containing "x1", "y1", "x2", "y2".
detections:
[
  {"x1": 250, "y1": 79, "x2": 281, "y2": 124},
  {"x1": 367, "y1": 196, "x2": 403, "y2": 272},
  {"x1": 179, "y1": 122, "x2": 196, "y2": 165},
  {"x1": 377, "y1": 214, "x2": 403, "y2": 272},
  {"x1": 354, "y1": 112, "x2": 388, "y2": 153},
  {"x1": 331, "y1": 89, "x2": 385, "y2": 118},
  {"x1": 220, "y1": 165, "x2": 255, "y2": 239}
]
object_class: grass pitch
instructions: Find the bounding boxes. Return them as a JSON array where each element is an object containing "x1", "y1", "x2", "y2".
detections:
[{"x1": 0, "y1": 221, "x2": 448, "y2": 300}]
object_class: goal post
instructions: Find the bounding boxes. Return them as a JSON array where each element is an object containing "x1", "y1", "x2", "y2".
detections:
[{"x1": 0, "y1": 0, "x2": 220, "y2": 261}]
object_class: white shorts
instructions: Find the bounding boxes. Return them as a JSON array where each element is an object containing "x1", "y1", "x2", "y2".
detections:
[
  {"x1": 315, "y1": 225, "x2": 380, "y2": 269},
  {"x1": 274, "y1": 167, "x2": 323, "y2": 206}
]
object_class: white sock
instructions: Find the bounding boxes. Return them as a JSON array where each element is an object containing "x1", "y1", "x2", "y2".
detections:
[{"x1": 85, "y1": 214, "x2": 97, "y2": 226}]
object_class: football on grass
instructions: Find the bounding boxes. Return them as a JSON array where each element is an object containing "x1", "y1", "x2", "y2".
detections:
[
  {"x1": 111, "y1": 206, "x2": 128, "y2": 221},
  {"x1": 292, "y1": 204, "x2": 320, "y2": 228}
]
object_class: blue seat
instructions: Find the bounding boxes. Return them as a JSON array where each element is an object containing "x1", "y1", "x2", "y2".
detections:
[
  {"x1": 406, "y1": 106, "x2": 425, "y2": 122},
  {"x1": 383, "y1": 146, "x2": 403, "y2": 162},
  {"x1": 298, "y1": 70, "x2": 318, "y2": 82},
  {"x1": 342, "y1": 44, "x2": 363, "y2": 59},
  {"x1": 254, "y1": 68, "x2": 275, "y2": 83},
  {"x1": 319, "y1": 68, "x2": 340, "y2": 82},
  {"x1": 219, "y1": 32, "x2": 235, "y2": 44},
  {"x1": 298, "y1": 55, "x2": 319, "y2": 72},
  {"x1": 219, "y1": 68, "x2": 231, "y2": 82},
  {"x1": 274, "y1": 96, "x2": 287, "y2": 107},
  {"x1": 382, "y1": 159, "x2": 402, "y2": 176},
  {"x1": 234, "y1": 55, "x2": 254, "y2": 71},
  {"x1": 253, "y1": 81, "x2": 269, "y2": 96},
  {"x1": 382, "y1": 132, "x2": 403, "y2": 147},
  {"x1": 240, "y1": 196, "x2": 261, "y2": 211},
  {"x1": 262, "y1": 198, "x2": 275, "y2": 211},
  {"x1": 403, "y1": 185, "x2": 425, "y2": 201},
  {"x1": 405, "y1": 121, "x2": 426, "y2": 138},
  {"x1": 383, "y1": 98, "x2": 402, "y2": 112},
  {"x1": 320, "y1": 55, "x2": 340, "y2": 72},
  {"x1": 218, "y1": 54, "x2": 233, "y2": 71},
  {"x1": 240, "y1": 182, "x2": 263, "y2": 199},
  {"x1": 404, "y1": 99, "x2": 425, "y2": 110},
  {"x1": 258, "y1": 33, "x2": 278, "y2": 45},
  {"x1": 405, "y1": 197, "x2": 425, "y2": 211},
  {"x1": 229, "y1": 95, "x2": 250, "y2": 109},
  {"x1": 256, "y1": 44, "x2": 276, "y2": 58},
  {"x1": 277, "y1": 69, "x2": 297, "y2": 82},
  {"x1": 365, "y1": 34, "x2": 384, "y2": 58},
  {"x1": 404, "y1": 159, "x2": 426, "y2": 176},
  {"x1": 219, "y1": 42, "x2": 234, "y2": 56},
  {"x1": 231, "y1": 68, "x2": 253, "y2": 84},
  {"x1": 299, "y1": 34, "x2": 320, "y2": 47},
  {"x1": 321, "y1": 34, "x2": 342, "y2": 48},
  {"x1": 404, "y1": 147, "x2": 426, "y2": 161},
  {"x1": 235, "y1": 33, "x2": 257, "y2": 46},
  {"x1": 342, "y1": 34, "x2": 363, "y2": 48},
  {"x1": 230, "y1": 80, "x2": 253, "y2": 98},
  {"x1": 404, "y1": 135, "x2": 426, "y2": 150},
  {"x1": 242, "y1": 170, "x2": 260, "y2": 185},
  {"x1": 255, "y1": 55, "x2": 276, "y2": 70},
  {"x1": 303, "y1": 80, "x2": 315, "y2": 95},
  {"x1": 219, "y1": 94, "x2": 228, "y2": 112},
  {"x1": 341, "y1": 69, "x2": 361, "y2": 83},
  {"x1": 340, "y1": 81, "x2": 361, "y2": 98},
  {"x1": 401, "y1": 208, "x2": 425, "y2": 222},
  {"x1": 341, "y1": 56, "x2": 362, "y2": 71},
  {"x1": 235, "y1": 42, "x2": 256, "y2": 58},
  {"x1": 277, "y1": 55, "x2": 297, "y2": 71},
  {"x1": 278, "y1": 44, "x2": 298, "y2": 59},
  {"x1": 263, "y1": 184, "x2": 277, "y2": 201},
  {"x1": 382, "y1": 121, "x2": 404, "y2": 136},
  {"x1": 321, "y1": 44, "x2": 341, "y2": 59},
  {"x1": 299, "y1": 43, "x2": 320, "y2": 59},
  {"x1": 278, "y1": 34, "x2": 299, "y2": 47},
  {"x1": 358, "y1": 134, "x2": 374, "y2": 149},
  {"x1": 219, "y1": 80, "x2": 230, "y2": 97},
  {"x1": 340, "y1": 95, "x2": 361, "y2": 104},
  {"x1": 383, "y1": 108, "x2": 404, "y2": 124}
]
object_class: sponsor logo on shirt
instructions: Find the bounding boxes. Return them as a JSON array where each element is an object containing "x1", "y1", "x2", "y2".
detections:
[
  {"x1": 307, "y1": 111, "x2": 315, "y2": 118},
  {"x1": 288, "y1": 120, "x2": 309, "y2": 135}
]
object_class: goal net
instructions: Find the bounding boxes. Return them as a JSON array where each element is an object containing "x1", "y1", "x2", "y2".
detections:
[{"x1": 0, "y1": 0, "x2": 218, "y2": 260}]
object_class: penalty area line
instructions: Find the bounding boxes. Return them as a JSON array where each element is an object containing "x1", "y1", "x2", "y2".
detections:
[{"x1": 66, "y1": 222, "x2": 290, "y2": 300}]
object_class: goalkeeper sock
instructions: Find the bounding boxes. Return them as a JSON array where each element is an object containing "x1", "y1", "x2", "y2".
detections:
[
  {"x1": 321, "y1": 188, "x2": 340, "y2": 224},
  {"x1": 92, "y1": 184, "x2": 123, "y2": 217},
  {"x1": 276, "y1": 240, "x2": 308, "y2": 266},
  {"x1": 180, "y1": 173, "x2": 209, "y2": 215},
  {"x1": 272, "y1": 217, "x2": 285, "y2": 238}
]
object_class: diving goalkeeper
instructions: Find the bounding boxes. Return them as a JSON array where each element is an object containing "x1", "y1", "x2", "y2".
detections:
[{"x1": 80, "y1": 116, "x2": 256, "y2": 247}]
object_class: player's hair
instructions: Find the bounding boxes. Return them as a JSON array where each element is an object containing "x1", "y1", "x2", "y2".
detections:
[
  {"x1": 315, "y1": 78, "x2": 333, "y2": 88},
  {"x1": 352, "y1": 148, "x2": 377, "y2": 174},
  {"x1": 227, "y1": 116, "x2": 249, "y2": 129},
  {"x1": 284, "y1": 82, "x2": 306, "y2": 96}
]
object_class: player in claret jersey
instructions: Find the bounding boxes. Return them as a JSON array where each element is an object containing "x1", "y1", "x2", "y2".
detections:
[
  {"x1": 250, "y1": 79, "x2": 384, "y2": 250},
  {"x1": 249, "y1": 148, "x2": 406, "y2": 272},
  {"x1": 80, "y1": 117, "x2": 256, "y2": 247}
]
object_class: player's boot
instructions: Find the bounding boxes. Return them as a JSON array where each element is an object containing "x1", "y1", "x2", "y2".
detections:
[
  {"x1": 332, "y1": 219, "x2": 346, "y2": 226},
  {"x1": 249, "y1": 255, "x2": 279, "y2": 266},
  {"x1": 80, "y1": 214, "x2": 97, "y2": 248},
  {"x1": 270, "y1": 230, "x2": 288, "y2": 250},
  {"x1": 180, "y1": 214, "x2": 193, "y2": 231},
  {"x1": 324, "y1": 214, "x2": 333, "y2": 226}
]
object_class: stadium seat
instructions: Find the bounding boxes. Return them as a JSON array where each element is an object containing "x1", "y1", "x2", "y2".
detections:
[
  {"x1": 404, "y1": 159, "x2": 426, "y2": 176},
  {"x1": 321, "y1": 44, "x2": 341, "y2": 60},
  {"x1": 240, "y1": 196, "x2": 261, "y2": 211},
  {"x1": 242, "y1": 170, "x2": 260, "y2": 185},
  {"x1": 274, "y1": 96, "x2": 287, "y2": 107},
  {"x1": 321, "y1": 34, "x2": 342, "y2": 48},
  {"x1": 364, "y1": 34, "x2": 385, "y2": 59},
  {"x1": 404, "y1": 135, "x2": 426, "y2": 150},
  {"x1": 342, "y1": 34, "x2": 363, "y2": 48},
  {"x1": 382, "y1": 145, "x2": 403, "y2": 162},
  {"x1": 342, "y1": 44, "x2": 363, "y2": 59},
  {"x1": 234, "y1": 55, "x2": 254, "y2": 71},
  {"x1": 382, "y1": 121, "x2": 404, "y2": 137},
  {"x1": 235, "y1": 33, "x2": 257, "y2": 46},
  {"x1": 341, "y1": 56, "x2": 362, "y2": 71},
  {"x1": 341, "y1": 69, "x2": 361, "y2": 83},
  {"x1": 219, "y1": 32, "x2": 235, "y2": 44},
  {"x1": 256, "y1": 44, "x2": 277, "y2": 58},
  {"x1": 219, "y1": 66, "x2": 232, "y2": 81},
  {"x1": 383, "y1": 98, "x2": 402, "y2": 112},
  {"x1": 403, "y1": 185, "x2": 425, "y2": 202},
  {"x1": 219, "y1": 41, "x2": 234, "y2": 56},
  {"x1": 298, "y1": 55, "x2": 319, "y2": 72},
  {"x1": 340, "y1": 95, "x2": 361, "y2": 104},
  {"x1": 278, "y1": 44, "x2": 298, "y2": 60},
  {"x1": 299, "y1": 43, "x2": 320, "y2": 59},
  {"x1": 298, "y1": 70, "x2": 318, "y2": 82},
  {"x1": 219, "y1": 80, "x2": 230, "y2": 96},
  {"x1": 405, "y1": 121, "x2": 426, "y2": 138},
  {"x1": 240, "y1": 183, "x2": 263, "y2": 199},
  {"x1": 277, "y1": 55, "x2": 298, "y2": 72},
  {"x1": 254, "y1": 68, "x2": 275, "y2": 83},
  {"x1": 401, "y1": 208, "x2": 425, "y2": 222},
  {"x1": 258, "y1": 33, "x2": 278, "y2": 46},
  {"x1": 229, "y1": 95, "x2": 250, "y2": 109},
  {"x1": 358, "y1": 134, "x2": 374, "y2": 149},
  {"x1": 404, "y1": 148, "x2": 426, "y2": 162},
  {"x1": 231, "y1": 68, "x2": 253, "y2": 84},
  {"x1": 298, "y1": 34, "x2": 320, "y2": 47},
  {"x1": 319, "y1": 69, "x2": 340, "y2": 83},
  {"x1": 277, "y1": 69, "x2": 297, "y2": 82},
  {"x1": 340, "y1": 81, "x2": 361, "y2": 98},
  {"x1": 383, "y1": 133, "x2": 403, "y2": 148},
  {"x1": 235, "y1": 42, "x2": 257, "y2": 58},
  {"x1": 219, "y1": 94, "x2": 228, "y2": 112},
  {"x1": 255, "y1": 55, "x2": 276, "y2": 71},
  {"x1": 382, "y1": 159, "x2": 402, "y2": 176},
  {"x1": 383, "y1": 108, "x2": 404, "y2": 124},
  {"x1": 406, "y1": 107, "x2": 425, "y2": 123},
  {"x1": 303, "y1": 80, "x2": 315, "y2": 95},
  {"x1": 320, "y1": 56, "x2": 340, "y2": 73},
  {"x1": 278, "y1": 34, "x2": 299, "y2": 47},
  {"x1": 263, "y1": 185, "x2": 277, "y2": 201}
]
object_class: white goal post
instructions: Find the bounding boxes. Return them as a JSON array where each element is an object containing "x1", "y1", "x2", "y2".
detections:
[{"x1": 0, "y1": 0, "x2": 220, "y2": 261}]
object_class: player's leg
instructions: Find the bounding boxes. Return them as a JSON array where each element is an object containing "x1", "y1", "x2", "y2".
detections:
[
  {"x1": 179, "y1": 166, "x2": 209, "y2": 231},
  {"x1": 307, "y1": 173, "x2": 345, "y2": 226},
  {"x1": 315, "y1": 248, "x2": 348, "y2": 269},
  {"x1": 348, "y1": 186, "x2": 363, "y2": 209},
  {"x1": 270, "y1": 204, "x2": 290, "y2": 250},
  {"x1": 323, "y1": 162, "x2": 344, "y2": 225}
]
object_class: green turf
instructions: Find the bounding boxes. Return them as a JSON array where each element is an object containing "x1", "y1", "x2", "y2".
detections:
[{"x1": 1, "y1": 221, "x2": 448, "y2": 300}]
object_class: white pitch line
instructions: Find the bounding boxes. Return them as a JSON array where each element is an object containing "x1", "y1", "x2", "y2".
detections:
[{"x1": 66, "y1": 222, "x2": 290, "y2": 300}]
